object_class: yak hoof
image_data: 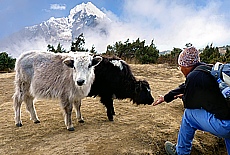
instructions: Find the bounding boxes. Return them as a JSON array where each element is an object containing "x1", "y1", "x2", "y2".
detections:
[
  {"x1": 78, "y1": 120, "x2": 84, "y2": 123},
  {"x1": 16, "y1": 123, "x2": 22, "y2": 127},
  {"x1": 68, "y1": 127, "x2": 75, "y2": 131},
  {"x1": 34, "y1": 120, "x2": 41, "y2": 124},
  {"x1": 109, "y1": 118, "x2": 114, "y2": 121}
]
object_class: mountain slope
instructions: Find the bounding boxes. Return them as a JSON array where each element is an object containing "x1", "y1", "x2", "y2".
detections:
[{"x1": 0, "y1": 2, "x2": 111, "y2": 58}]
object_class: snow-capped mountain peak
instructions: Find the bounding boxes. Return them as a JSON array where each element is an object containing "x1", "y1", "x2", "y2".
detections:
[
  {"x1": 68, "y1": 2, "x2": 106, "y2": 23},
  {"x1": 0, "y1": 2, "x2": 111, "y2": 58}
]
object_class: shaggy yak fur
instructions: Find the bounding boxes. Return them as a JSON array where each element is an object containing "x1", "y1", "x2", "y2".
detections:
[
  {"x1": 87, "y1": 56, "x2": 154, "y2": 121},
  {"x1": 13, "y1": 51, "x2": 102, "y2": 131}
]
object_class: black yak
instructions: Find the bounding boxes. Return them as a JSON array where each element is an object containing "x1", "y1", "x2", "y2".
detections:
[{"x1": 87, "y1": 56, "x2": 154, "y2": 121}]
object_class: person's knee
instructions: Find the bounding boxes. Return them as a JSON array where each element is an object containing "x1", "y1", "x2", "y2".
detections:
[
  {"x1": 182, "y1": 109, "x2": 199, "y2": 129},
  {"x1": 183, "y1": 109, "x2": 192, "y2": 121}
]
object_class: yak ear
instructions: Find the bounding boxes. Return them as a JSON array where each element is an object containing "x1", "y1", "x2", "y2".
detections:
[
  {"x1": 63, "y1": 58, "x2": 74, "y2": 68},
  {"x1": 90, "y1": 56, "x2": 102, "y2": 67}
]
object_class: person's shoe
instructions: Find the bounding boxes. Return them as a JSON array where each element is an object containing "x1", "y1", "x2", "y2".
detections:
[{"x1": 165, "y1": 141, "x2": 177, "y2": 155}]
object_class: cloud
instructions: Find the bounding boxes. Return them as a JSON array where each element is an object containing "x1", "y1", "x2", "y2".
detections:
[
  {"x1": 50, "y1": 4, "x2": 66, "y2": 10},
  {"x1": 43, "y1": 0, "x2": 230, "y2": 53},
  {"x1": 99, "y1": 0, "x2": 230, "y2": 51},
  {"x1": 5, "y1": 0, "x2": 230, "y2": 57}
]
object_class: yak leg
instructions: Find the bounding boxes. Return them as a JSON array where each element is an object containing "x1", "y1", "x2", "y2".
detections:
[
  {"x1": 111, "y1": 105, "x2": 115, "y2": 115},
  {"x1": 13, "y1": 91, "x2": 23, "y2": 127},
  {"x1": 73, "y1": 99, "x2": 84, "y2": 123},
  {"x1": 101, "y1": 97, "x2": 114, "y2": 121},
  {"x1": 13, "y1": 81, "x2": 29, "y2": 127},
  {"x1": 61, "y1": 99, "x2": 74, "y2": 131},
  {"x1": 24, "y1": 95, "x2": 40, "y2": 124}
]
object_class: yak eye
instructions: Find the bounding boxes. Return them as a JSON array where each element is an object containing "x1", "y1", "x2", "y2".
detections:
[{"x1": 73, "y1": 66, "x2": 76, "y2": 70}]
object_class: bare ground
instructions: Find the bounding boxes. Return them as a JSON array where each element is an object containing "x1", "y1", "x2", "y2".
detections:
[{"x1": 0, "y1": 64, "x2": 227, "y2": 155}]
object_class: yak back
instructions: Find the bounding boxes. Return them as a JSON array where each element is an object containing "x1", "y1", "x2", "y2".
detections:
[{"x1": 88, "y1": 56, "x2": 137, "y2": 99}]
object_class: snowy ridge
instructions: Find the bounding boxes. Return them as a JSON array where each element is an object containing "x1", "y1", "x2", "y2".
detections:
[{"x1": 0, "y1": 2, "x2": 111, "y2": 58}]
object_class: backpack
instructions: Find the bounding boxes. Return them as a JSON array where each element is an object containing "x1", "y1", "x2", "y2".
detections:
[
  {"x1": 195, "y1": 62, "x2": 230, "y2": 86},
  {"x1": 195, "y1": 62, "x2": 230, "y2": 108}
]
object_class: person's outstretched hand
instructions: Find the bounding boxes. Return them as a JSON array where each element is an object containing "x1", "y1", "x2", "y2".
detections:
[{"x1": 153, "y1": 95, "x2": 164, "y2": 106}]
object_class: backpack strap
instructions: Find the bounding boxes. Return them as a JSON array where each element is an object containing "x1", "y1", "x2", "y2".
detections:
[
  {"x1": 195, "y1": 63, "x2": 224, "y2": 81},
  {"x1": 194, "y1": 65, "x2": 212, "y2": 74},
  {"x1": 216, "y1": 64, "x2": 224, "y2": 79},
  {"x1": 211, "y1": 62, "x2": 224, "y2": 79}
]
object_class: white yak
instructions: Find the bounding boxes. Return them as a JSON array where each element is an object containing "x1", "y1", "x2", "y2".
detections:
[{"x1": 13, "y1": 51, "x2": 102, "y2": 131}]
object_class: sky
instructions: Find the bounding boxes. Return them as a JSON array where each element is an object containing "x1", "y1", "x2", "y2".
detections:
[{"x1": 0, "y1": 0, "x2": 230, "y2": 51}]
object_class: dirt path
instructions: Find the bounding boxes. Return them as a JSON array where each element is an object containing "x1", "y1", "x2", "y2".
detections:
[{"x1": 0, "y1": 64, "x2": 227, "y2": 155}]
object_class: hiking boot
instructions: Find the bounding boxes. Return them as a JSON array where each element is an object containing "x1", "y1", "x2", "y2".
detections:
[{"x1": 165, "y1": 141, "x2": 177, "y2": 155}]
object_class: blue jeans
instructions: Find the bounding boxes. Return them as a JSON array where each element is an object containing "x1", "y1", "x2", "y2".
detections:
[{"x1": 176, "y1": 109, "x2": 230, "y2": 155}]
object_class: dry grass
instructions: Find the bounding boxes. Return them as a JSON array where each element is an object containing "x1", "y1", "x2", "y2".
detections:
[{"x1": 0, "y1": 64, "x2": 227, "y2": 155}]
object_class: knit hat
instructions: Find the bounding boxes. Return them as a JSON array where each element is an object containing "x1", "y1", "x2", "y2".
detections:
[{"x1": 178, "y1": 47, "x2": 200, "y2": 67}]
